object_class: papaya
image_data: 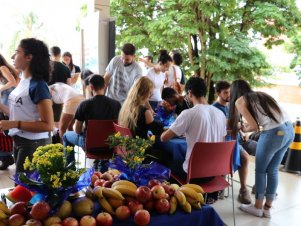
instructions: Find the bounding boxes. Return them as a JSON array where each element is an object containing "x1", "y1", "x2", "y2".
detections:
[{"x1": 6, "y1": 185, "x2": 32, "y2": 203}]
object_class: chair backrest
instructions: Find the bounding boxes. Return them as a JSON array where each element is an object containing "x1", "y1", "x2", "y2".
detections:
[
  {"x1": 85, "y1": 120, "x2": 117, "y2": 150},
  {"x1": 187, "y1": 140, "x2": 236, "y2": 182},
  {"x1": 113, "y1": 122, "x2": 133, "y2": 137}
]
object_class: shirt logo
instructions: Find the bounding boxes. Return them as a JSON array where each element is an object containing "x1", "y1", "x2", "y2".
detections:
[{"x1": 16, "y1": 97, "x2": 23, "y2": 105}]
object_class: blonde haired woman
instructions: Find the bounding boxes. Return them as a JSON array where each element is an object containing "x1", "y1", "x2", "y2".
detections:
[{"x1": 119, "y1": 77, "x2": 163, "y2": 139}]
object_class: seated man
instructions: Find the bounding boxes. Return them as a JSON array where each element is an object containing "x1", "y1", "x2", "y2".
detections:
[
  {"x1": 63, "y1": 74, "x2": 121, "y2": 171},
  {"x1": 161, "y1": 77, "x2": 227, "y2": 180},
  {"x1": 212, "y1": 80, "x2": 252, "y2": 204}
]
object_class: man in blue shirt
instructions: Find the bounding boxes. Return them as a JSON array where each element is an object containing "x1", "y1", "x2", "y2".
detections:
[{"x1": 213, "y1": 81, "x2": 252, "y2": 204}]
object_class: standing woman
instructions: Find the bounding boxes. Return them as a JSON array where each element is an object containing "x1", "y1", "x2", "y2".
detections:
[
  {"x1": 146, "y1": 50, "x2": 172, "y2": 111},
  {"x1": 228, "y1": 80, "x2": 294, "y2": 218},
  {"x1": 0, "y1": 38, "x2": 54, "y2": 173},
  {"x1": 0, "y1": 54, "x2": 19, "y2": 105},
  {"x1": 62, "y1": 52, "x2": 81, "y2": 92}
]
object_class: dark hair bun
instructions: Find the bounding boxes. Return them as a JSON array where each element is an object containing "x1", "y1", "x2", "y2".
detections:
[{"x1": 159, "y1": 50, "x2": 168, "y2": 56}]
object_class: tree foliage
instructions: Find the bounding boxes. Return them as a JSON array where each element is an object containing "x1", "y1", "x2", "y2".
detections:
[{"x1": 111, "y1": 0, "x2": 301, "y2": 91}]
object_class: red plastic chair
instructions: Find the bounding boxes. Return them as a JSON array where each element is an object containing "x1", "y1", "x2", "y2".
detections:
[
  {"x1": 172, "y1": 141, "x2": 236, "y2": 226},
  {"x1": 84, "y1": 120, "x2": 117, "y2": 167},
  {"x1": 113, "y1": 123, "x2": 133, "y2": 137}
]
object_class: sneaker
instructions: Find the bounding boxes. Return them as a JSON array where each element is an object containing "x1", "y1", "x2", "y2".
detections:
[
  {"x1": 252, "y1": 184, "x2": 256, "y2": 194},
  {"x1": 218, "y1": 190, "x2": 225, "y2": 200},
  {"x1": 239, "y1": 189, "x2": 251, "y2": 204},
  {"x1": 263, "y1": 208, "x2": 271, "y2": 218},
  {"x1": 0, "y1": 155, "x2": 14, "y2": 170},
  {"x1": 240, "y1": 204, "x2": 263, "y2": 217}
]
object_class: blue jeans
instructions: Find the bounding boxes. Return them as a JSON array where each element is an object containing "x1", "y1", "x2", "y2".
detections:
[
  {"x1": 255, "y1": 122, "x2": 294, "y2": 201},
  {"x1": 62, "y1": 131, "x2": 84, "y2": 166},
  {"x1": 62, "y1": 131, "x2": 109, "y2": 172},
  {"x1": 1, "y1": 87, "x2": 14, "y2": 106}
]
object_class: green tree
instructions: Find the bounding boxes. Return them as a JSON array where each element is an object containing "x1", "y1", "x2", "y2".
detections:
[{"x1": 111, "y1": 0, "x2": 301, "y2": 95}]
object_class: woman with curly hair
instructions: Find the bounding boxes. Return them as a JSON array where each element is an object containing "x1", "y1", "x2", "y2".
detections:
[{"x1": 0, "y1": 38, "x2": 54, "y2": 173}]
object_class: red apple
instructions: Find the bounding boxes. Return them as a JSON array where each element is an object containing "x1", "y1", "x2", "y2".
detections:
[
  {"x1": 26, "y1": 219, "x2": 43, "y2": 226},
  {"x1": 136, "y1": 186, "x2": 152, "y2": 203},
  {"x1": 79, "y1": 216, "x2": 96, "y2": 226},
  {"x1": 115, "y1": 205, "x2": 131, "y2": 221},
  {"x1": 151, "y1": 185, "x2": 166, "y2": 199},
  {"x1": 148, "y1": 179, "x2": 161, "y2": 188},
  {"x1": 8, "y1": 214, "x2": 25, "y2": 226},
  {"x1": 62, "y1": 217, "x2": 78, "y2": 226},
  {"x1": 155, "y1": 199, "x2": 170, "y2": 214},
  {"x1": 103, "y1": 181, "x2": 113, "y2": 188},
  {"x1": 128, "y1": 200, "x2": 143, "y2": 215},
  {"x1": 95, "y1": 212, "x2": 112, "y2": 226},
  {"x1": 134, "y1": 210, "x2": 150, "y2": 226},
  {"x1": 143, "y1": 200, "x2": 154, "y2": 211},
  {"x1": 94, "y1": 171, "x2": 102, "y2": 178},
  {"x1": 10, "y1": 201, "x2": 27, "y2": 215},
  {"x1": 94, "y1": 179, "x2": 106, "y2": 187},
  {"x1": 91, "y1": 175, "x2": 99, "y2": 186},
  {"x1": 162, "y1": 184, "x2": 175, "y2": 196},
  {"x1": 30, "y1": 201, "x2": 51, "y2": 221}
]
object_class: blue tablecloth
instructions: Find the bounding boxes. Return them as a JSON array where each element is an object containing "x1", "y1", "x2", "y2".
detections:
[
  {"x1": 156, "y1": 137, "x2": 241, "y2": 172},
  {"x1": 113, "y1": 205, "x2": 224, "y2": 226}
]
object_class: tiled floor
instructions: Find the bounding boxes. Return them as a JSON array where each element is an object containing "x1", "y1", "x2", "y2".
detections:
[{"x1": 1, "y1": 153, "x2": 300, "y2": 226}]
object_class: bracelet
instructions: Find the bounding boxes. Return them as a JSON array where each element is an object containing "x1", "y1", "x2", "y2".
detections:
[{"x1": 17, "y1": 121, "x2": 21, "y2": 129}]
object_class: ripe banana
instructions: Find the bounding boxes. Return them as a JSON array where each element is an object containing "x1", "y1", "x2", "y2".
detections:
[
  {"x1": 169, "y1": 196, "x2": 177, "y2": 214},
  {"x1": 98, "y1": 197, "x2": 115, "y2": 215},
  {"x1": 93, "y1": 186, "x2": 104, "y2": 199},
  {"x1": 174, "y1": 190, "x2": 186, "y2": 206},
  {"x1": 179, "y1": 187, "x2": 200, "y2": 202},
  {"x1": 107, "y1": 169, "x2": 121, "y2": 176},
  {"x1": 185, "y1": 196, "x2": 199, "y2": 205},
  {"x1": 112, "y1": 180, "x2": 137, "y2": 190},
  {"x1": 181, "y1": 201, "x2": 192, "y2": 213},
  {"x1": 197, "y1": 193, "x2": 205, "y2": 205},
  {"x1": 0, "y1": 202, "x2": 10, "y2": 215},
  {"x1": 0, "y1": 210, "x2": 8, "y2": 220},
  {"x1": 113, "y1": 185, "x2": 136, "y2": 197},
  {"x1": 102, "y1": 188, "x2": 125, "y2": 200},
  {"x1": 170, "y1": 183, "x2": 180, "y2": 191},
  {"x1": 182, "y1": 184, "x2": 204, "y2": 194},
  {"x1": 191, "y1": 202, "x2": 202, "y2": 210}
]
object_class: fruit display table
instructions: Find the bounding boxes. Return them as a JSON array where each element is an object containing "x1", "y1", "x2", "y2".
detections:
[{"x1": 113, "y1": 206, "x2": 224, "y2": 226}]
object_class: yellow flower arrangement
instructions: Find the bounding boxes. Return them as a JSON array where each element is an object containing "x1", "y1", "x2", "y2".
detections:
[
  {"x1": 23, "y1": 144, "x2": 85, "y2": 189},
  {"x1": 107, "y1": 133, "x2": 155, "y2": 169}
]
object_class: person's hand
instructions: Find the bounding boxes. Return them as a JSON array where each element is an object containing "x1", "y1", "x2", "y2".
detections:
[
  {"x1": 138, "y1": 57, "x2": 147, "y2": 63},
  {"x1": 0, "y1": 120, "x2": 16, "y2": 132}
]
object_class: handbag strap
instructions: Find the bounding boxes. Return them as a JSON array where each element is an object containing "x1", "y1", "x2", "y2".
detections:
[{"x1": 172, "y1": 66, "x2": 177, "y2": 83}]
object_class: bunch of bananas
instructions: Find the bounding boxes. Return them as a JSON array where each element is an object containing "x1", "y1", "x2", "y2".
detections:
[
  {"x1": 170, "y1": 184, "x2": 205, "y2": 214},
  {"x1": 0, "y1": 201, "x2": 10, "y2": 225},
  {"x1": 92, "y1": 180, "x2": 137, "y2": 215}
]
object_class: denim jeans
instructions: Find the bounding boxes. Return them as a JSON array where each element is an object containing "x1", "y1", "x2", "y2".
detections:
[
  {"x1": 62, "y1": 131, "x2": 109, "y2": 172},
  {"x1": 13, "y1": 135, "x2": 51, "y2": 173},
  {"x1": 255, "y1": 122, "x2": 294, "y2": 201},
  {"x1": 62, "y1": 131, "x2": 84, "y2": 166},
  {"x1": 1, "y1": 87, "x2": 14, "y2": 106}
]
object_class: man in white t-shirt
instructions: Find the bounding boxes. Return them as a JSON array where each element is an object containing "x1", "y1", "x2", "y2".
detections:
[
  {"x1": 161, "y1": 77, "x2": 227, "y2": 179},
  {"x1": 104, "y1": 43, "x2": 142, "y2": 103}
]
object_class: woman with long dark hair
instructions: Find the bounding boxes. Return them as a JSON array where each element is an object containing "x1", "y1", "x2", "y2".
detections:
[
  {"x1": 0, "y1": 38, "x2": 54, "y2": 173},
  {"x1": 228, "y1": 80, "x2": 294, "y2": 218},
  {"x1": 62, "y1": 51, "x2": 81, "y2": 92}
]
